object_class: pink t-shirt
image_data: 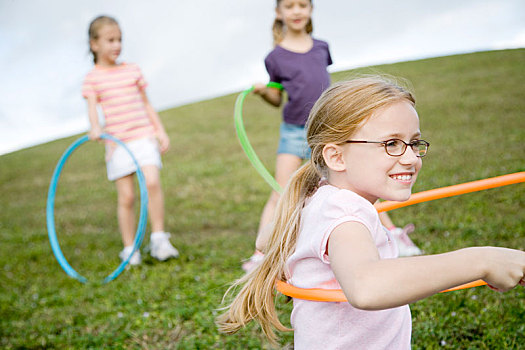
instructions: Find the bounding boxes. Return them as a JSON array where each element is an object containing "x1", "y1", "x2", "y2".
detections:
[
  {"x1": 82, "y1": 63, "x2": 156, "y2": 143},
  {"x1": 286, "y1": 185, "x2": 412, "y2": 349}
]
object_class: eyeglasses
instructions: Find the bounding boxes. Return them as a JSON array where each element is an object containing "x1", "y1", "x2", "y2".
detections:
[{"x1": 345, "y1": 139, "x2": 430, "y2": 157}]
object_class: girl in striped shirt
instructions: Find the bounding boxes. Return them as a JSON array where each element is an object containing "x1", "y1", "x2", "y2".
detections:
[{"x1": 82, "y1": 16, "x2": 178, "y2": 265}]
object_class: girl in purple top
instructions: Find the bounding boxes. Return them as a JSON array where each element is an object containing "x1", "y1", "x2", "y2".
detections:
[
  {"x1": 218, "y1": 76, "x2": 525, "y2": 349},
  {"x1": 242, "y1": 0, "x2": 332, "y2": 272}
]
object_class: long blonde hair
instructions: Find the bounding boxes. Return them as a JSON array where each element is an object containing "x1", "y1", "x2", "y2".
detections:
[
  {"x1": 216, "y1": 76, "x2": 415, "y2": 344},
  {"x1": 272, "y1": 0, "x2": 314, "y2": 46},
  {"x1": 88, "y1": 15, "x2": 119, "y2": 64}
]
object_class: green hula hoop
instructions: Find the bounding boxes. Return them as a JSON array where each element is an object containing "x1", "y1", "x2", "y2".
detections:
[{"x1": 234, "y1": 82, "x2": 284, "y2": 193}]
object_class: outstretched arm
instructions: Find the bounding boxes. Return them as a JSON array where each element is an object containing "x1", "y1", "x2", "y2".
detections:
[
  {"x1": 328, "y1": 221, "x2": 525, "y2": 310},
  {"x1": 253, "y1": 84, "x2": 282, "y2": 107},
  {"x1": 140, "y1": 90, "x2": 170, "y2": 154}
]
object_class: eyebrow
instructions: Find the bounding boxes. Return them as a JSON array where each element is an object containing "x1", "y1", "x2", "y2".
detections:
[{"x1": 382, "y1": 132, "x2": 422, "y2": 139}]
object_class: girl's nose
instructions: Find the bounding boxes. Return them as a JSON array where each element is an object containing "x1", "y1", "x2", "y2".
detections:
[{"x1": 399, "y1": 146, "x2": 419, "y2": 165}]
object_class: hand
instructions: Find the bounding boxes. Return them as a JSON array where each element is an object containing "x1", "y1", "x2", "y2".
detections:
[
  {"x1": 156, "y1": 130, "x2": 170, "y2": 154},
  {"x1": 88, "y1": 126, "x2": 102, "y2": 140},
  {"x1": 481, "y1": 247, "x2": 525, "y2": 292},
  {"x1": 252, "y1": 83, "x2": 267, "y2": 95}
]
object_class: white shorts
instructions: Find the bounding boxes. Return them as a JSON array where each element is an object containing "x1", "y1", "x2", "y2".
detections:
[{"x1": 106, "y1": 137, "x2": 162, "y2": 181}]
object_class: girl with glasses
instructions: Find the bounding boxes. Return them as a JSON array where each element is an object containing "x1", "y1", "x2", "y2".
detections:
[{"x1": 217, "y1": 76, "x2": 525, "y2": 349}]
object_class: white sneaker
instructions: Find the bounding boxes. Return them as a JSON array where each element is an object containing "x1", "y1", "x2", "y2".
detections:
[
  {"x1": 119, "y1": 246, "x2": 141, "y2": 265},
  {"x1": 150, "y1": 232, "x2": 179, "y2": 261},
  {"x1": 390, "y1": 224, "x2": 423, "y2": 257}
]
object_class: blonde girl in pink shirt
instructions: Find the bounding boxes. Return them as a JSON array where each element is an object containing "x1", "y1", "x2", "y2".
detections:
[
  {"x1": 217, "y1": 76, "x2": 525, "y2": 348},
  {"x1": 82, "y1": 16, "x2": 178, "y2": 265}
]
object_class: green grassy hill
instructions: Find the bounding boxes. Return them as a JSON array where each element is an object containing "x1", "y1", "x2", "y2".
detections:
[{"x1": 1, "y1": 49, "x2": 524, "y2": 349}]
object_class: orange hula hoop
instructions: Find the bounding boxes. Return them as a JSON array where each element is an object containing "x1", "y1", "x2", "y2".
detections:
[{"x1": 276, "y1": 172, "x2": 524, "y2": 302}]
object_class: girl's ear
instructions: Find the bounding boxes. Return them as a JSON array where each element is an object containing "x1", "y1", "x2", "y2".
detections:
[
  {"x1": 323, "y1": 143, "x2": 346, "y2": 172},
  {"x1": 89, "y1": 39, "x2": 98, "y2": 53}
]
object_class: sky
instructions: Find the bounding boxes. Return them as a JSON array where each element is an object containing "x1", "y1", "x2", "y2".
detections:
[{"x1": 1, "y1": 0, "x2": 524, "y2": 155}]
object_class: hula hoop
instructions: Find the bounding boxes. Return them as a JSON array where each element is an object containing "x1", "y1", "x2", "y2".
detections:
[
  {"x1": 276, "y1": 279, "x2": 489, "y2": 303},
  {"x1": 46, "y1": 134, "x2": 148, "y2": 283},
  {"x1": 276, "y1": 172, "x2": 524, "y2": 301},
  {"x1": 375, "y1": 172, "x2": 525, "y2": 213},
  {"x1": 234, "y1": 82, "x2": 284, "y2": 193}
]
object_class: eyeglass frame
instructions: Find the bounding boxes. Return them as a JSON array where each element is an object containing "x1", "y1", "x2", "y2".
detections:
[{"x1": 344, "y1": 138, "x2": 430, "y2": 157}]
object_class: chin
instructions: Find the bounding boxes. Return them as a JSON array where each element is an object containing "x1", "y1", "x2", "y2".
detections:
[{"x1": 386, "y1": 190, "x2": 412, "y2": 202}]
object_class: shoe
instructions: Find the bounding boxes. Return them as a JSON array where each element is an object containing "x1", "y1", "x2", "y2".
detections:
[
  {"x1": 390, "y1": 224, "x2": 423, "y2": 257},
  {"x1": 242, "y1": 250, "x2": 264, "y2": 272},
  {"x1": 150, "y1": 232, "x2": 179, "y2": 261},
  {"x1": 119, "y1": 246, "x2": 141, "y2": 265}
]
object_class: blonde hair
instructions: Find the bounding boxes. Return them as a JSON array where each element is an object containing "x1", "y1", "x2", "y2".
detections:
[
  {"x1": 88, "y1": 15, "x2": 119, "y2": 64},
  {"x1": 216, "y1": 76, "x2": 415, "y2": 344},
  {"x1": 272, "y1": 0, "x2": 314, "y2": 46}
]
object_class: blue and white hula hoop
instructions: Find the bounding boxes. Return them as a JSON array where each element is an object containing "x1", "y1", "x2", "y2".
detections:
[{"x1": 46, "y1": 134, "x2": 148, "y2": 283}]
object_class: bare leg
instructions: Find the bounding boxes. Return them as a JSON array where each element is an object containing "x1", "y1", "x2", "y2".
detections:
[
  {"x1": 255, "y1": 153, "x2": 302, "y2": 251},
  {"x1": 115, "y1": 175, "x2": 136, "y2": 247},
  {"x1": 141, "y1": 165, "x2": 164, "y2": 233}
]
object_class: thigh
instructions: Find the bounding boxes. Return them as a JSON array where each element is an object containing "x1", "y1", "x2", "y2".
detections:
[
  {"x1": 115, "y1": 174, "x2": 135, "y2": 201},
  {"x1": 140, "y1": 165, "x2": 161, "y2": 187},
  {"x1": 275, "y1": 153, "x2": 302, "y2": 188}
]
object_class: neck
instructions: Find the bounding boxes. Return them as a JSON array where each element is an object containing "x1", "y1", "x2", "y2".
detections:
[
  {"x1": 279, "y1": 31, "x2": 312, "y2": 52},
  {"x1": 96, "y1": 59, "x2": 118, "y2": 68},
  {"x1": 327, "y1": 172, "x2": 378, "y2": 204}
]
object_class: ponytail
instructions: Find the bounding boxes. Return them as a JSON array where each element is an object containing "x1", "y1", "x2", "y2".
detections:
[
  {"x1": 216, "y1": 161, "x2": 320, "y2": 343},
  {"x1": 272, "y1": 18, "x2": 285, "y2": 46}
]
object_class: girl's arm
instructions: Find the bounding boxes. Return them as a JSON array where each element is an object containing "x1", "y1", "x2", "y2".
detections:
[
  {"x1": 140, "y1": 90, "x2": 170, "y2": 154},
  {"x1": 328, "y1": 221, "x2": 525, "y2": 310},
  {"x1": 86, "y1": 95, "x2": 102, "y2": 140},
  {"x1": 253, "y1": 84, "x2": 282, "y2": 107}
]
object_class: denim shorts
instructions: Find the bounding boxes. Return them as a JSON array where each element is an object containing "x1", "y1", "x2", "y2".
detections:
[{"x1": 277, "y1": 122, "x2": 311, "y2": 159}]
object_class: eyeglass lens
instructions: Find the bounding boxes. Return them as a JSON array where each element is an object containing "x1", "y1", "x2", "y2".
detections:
[{"x1": 385, "y1": 139, "x2": 427, "y2": 157}]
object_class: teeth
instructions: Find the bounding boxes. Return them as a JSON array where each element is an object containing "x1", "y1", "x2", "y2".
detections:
[{"x1": 391, "y1": 174, "x2": 411, "y2": 181}]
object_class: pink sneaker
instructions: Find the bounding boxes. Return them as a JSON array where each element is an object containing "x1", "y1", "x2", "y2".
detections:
[
  {"x1": 242, "y1": 250, "x2": 264, "y2": 272},
  {"x1": 390, "y1": 224, "x2": 423, "y2": 257}
]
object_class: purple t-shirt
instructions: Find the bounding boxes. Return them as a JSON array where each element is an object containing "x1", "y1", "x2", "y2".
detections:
[{"x1": 265, "y1": 38, "x2": 332, "y2": 125}]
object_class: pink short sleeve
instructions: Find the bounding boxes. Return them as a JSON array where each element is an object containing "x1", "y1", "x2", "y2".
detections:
[
  {"x1": 318, "y1": 189, "x2": 378, "y2": 263},
  {"x1": 81, "y1": 78, "x2": 96, "y2": 99}
]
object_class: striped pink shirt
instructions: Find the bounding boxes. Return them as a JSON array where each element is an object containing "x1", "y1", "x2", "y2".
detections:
[{"x1": 82, "y1": 63, "x2": 156, "y2": 142}]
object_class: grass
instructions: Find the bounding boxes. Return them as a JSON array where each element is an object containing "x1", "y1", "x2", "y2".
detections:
[{"x1": 1, "y1": 49, "x2": 524, "y2": 349}]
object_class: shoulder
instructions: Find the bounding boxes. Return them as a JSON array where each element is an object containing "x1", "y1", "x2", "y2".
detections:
[
  {"x1": 83, "y1": 66, "x2": 98, "y2": 79},
  {"x1": 265, "y1": 46, "x2": 282, "y2": 62},
  {"x1": 311, "y1": 186, "x2": 377, "y2": 223},
  {"x1": 312, "y1": 38, "x2": 329, "y2": 48},
  {"x1": 124, "y1": 62, "x2": 139, "y2": 69},
  {"x1": 119, "y1": 62, "x2": 142, "y2": 73}
]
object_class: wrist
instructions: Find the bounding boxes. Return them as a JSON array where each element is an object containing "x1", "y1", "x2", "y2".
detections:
[{"x1": 458, "y1": 247, "x2": 487, "y2": 279}]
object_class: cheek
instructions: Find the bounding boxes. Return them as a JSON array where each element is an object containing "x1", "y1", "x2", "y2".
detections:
[{"x1": 416, "y1": 158, "x2": 423, "y2": 172}]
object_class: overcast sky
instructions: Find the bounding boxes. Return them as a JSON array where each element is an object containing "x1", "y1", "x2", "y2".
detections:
[{"x1": 1, "y1": 0, "x2": 524, "y2": 155}]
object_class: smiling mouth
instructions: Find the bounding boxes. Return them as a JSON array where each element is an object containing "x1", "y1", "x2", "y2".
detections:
[{"x1": 390, "y1": 174, "x2": 412, "y2": 181}]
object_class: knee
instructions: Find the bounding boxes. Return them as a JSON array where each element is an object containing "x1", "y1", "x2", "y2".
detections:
[
  {"x1": 118, "y1": 190, "x2": 135, "y2": 208},
  {"x1": 145, "y1": 176, "x2": 161, "y2": 193}
]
